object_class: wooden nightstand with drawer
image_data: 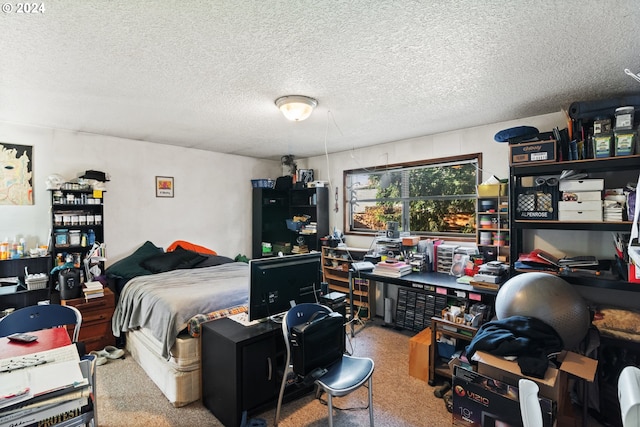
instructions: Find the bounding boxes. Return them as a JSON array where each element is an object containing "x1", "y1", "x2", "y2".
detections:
[{"x1": 62, "y1": 287, "x2": 116, "y2": 352}]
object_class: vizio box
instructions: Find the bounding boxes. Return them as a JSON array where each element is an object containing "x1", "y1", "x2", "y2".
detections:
[
  {"x1": 452, "y1": 365, "x2": 554, "y2": 427},
  {"x1": 510, "y1": 140, "x2": 557, "y2": 165},
  {"x1": 472, "y1": 350, "x2": 597, "y2": 426}
]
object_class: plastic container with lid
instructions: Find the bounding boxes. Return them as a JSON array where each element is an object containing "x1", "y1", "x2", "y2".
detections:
[
  {"x1": 593, "y1": 116, "x2": 612, "y2": 135},
  {"x1": 614, "y1": 130, "x2": 637, "y2": 156},
  {"x1": 615, "y1": 106, "x2": 635, "y2": 130},
  {"x1": 68, "y1": 230, "x2": 81, "y2": 246},
  {"x1": 55, "y1": 229, "x2": 69, "y2": 247}
]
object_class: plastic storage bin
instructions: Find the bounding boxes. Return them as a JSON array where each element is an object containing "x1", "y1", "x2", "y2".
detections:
[{"x1": 251, "y1": 179, "x2": 275, "y2": 188}]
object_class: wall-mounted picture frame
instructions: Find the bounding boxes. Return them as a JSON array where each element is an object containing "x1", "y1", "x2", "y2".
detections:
[
  {"x1": 298, "y1": 169, "x2": 314, "y2": 184},
  {"x1": 156, "y1": 176, "x2": 174, "y2": 198},
  {"x1": 0, "y1": 142, "x2": 33, "y2": 205}
]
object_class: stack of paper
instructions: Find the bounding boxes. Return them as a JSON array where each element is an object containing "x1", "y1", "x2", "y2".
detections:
[
  {"x1": 0, "y1": 344, "x2": 89, "y2": 426},
  {"x1": 603, "y1": 201, "x2": 624, "y2": 222},
  {"x1": 372, "y1": 261, "x2": 413, "y2": 278}
]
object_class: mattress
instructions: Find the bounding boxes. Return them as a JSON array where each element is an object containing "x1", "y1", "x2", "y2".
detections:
[{"x1": 126, "y1": 327, "x2": 201, "y2": 407}]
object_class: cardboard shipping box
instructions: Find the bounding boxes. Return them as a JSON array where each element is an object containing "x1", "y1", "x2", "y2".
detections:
[
  {"x1": 472, "y1": 350, "x2": 598, "y2": 426},
  {"x1": 408, "y1": 327, "x2": 431, "y2": 382},
  {"x1": 510, "y1": 140, "x2": 557, "y2": 165},
  {"x1": 452, "y1": 365, "x2": 555, "y2": 427}
]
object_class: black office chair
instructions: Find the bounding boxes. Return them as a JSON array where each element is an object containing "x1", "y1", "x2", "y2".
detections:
[
  {"x1": 275, "y1": 303, "x2": 375, "y2": 427},
  {"x1": 0, "y1": 304, "x2": 82, "y2": 342}
]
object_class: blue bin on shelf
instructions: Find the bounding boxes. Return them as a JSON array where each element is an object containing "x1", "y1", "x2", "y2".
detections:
[
  {"x1": 286, "y1": 219, "x2": 304, "y2": 231},
  {"x1": 251, "y1": 179, "x2": 274, "y2": 188}
]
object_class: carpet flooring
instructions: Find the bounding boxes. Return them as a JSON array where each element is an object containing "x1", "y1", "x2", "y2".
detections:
[{"x1": 96, "y1": 320, "x2": 454, "y2": 426}]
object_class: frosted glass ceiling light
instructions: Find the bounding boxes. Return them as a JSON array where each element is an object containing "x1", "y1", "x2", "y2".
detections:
[{"x1": 275, "y1": 95, "x2": 318, "y2": 121}]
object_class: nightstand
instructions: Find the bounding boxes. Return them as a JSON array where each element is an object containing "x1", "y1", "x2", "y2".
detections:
[{"x1": 62, "y1": 287, "x2": 116, "y2": 352}]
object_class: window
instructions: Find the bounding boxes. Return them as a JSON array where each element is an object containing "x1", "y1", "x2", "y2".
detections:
[{"x1": 345, "y1": 154, "x2": 480, "y2": 236}]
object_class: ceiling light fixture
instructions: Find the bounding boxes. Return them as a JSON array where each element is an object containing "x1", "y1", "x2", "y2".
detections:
[{"x1": 275, "y1": 95, "x2": 318, "y2": 121}]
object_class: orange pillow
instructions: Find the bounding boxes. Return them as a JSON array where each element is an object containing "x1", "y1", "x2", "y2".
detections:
[{"x1": 166, "y1": 240, "x2": 217, "y2": 255}]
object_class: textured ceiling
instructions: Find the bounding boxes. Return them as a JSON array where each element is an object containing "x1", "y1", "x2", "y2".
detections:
[{"x1": 1, "y1": 1, "x2": 639, "y2": 161}]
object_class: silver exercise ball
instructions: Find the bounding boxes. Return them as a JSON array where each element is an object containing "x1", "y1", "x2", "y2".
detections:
[{"x1": 495, "y1": 272, "x2": 590, "y2": 349}]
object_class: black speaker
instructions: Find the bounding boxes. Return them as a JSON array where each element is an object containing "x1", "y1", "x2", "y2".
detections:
[
  {"x1": 386, "y1": 221, "x2": 400, "y2": 238},
  {"x1": 59, "y1": 269, "x2": 81, "y2": 300},
  {"x1": 321, "y1": 282, "x2": 329, "y2": 295},
  {"x1": 386, "y1": 229, "x2": 400, "y2": 238}
]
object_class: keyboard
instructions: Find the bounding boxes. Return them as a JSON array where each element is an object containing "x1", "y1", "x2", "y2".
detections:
[{"x1": 0, "y1": 344, "x2": 80, "y2": 373}]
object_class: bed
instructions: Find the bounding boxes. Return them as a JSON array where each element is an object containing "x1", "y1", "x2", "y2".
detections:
[{"x1": 108, "y1": 241, "x2": 249, "y2": 407}]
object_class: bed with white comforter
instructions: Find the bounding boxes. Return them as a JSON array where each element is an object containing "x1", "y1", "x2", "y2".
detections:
[{"x1": 111, "y1": 261, "x2": 249, "y2": 406}]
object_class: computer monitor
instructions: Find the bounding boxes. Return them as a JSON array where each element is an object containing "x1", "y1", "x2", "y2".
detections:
[{"x1": 248, "y1": 252, "x2": 322, "y2": 322}]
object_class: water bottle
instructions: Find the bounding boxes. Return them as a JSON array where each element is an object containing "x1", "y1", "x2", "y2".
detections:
[{"x1": 87, "y1": 229, "x2": 95, "y2": 246}]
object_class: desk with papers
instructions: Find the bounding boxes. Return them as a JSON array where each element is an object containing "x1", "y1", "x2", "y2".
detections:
[{"x1": 0, "y1": 328, "x2": 96, "y2": 427}]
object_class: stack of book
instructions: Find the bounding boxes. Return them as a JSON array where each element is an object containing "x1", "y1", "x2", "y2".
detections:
[
  {"x1": 291, "y1": 244, "x2": 309, "y2": 254},
  {"x1": 372, "y1": 260, "x2": 412, "y2": 278},
  {"x1": 300, "y1": 222, "x2": 317, "y2": 235},
  {"x1": 82, "y1": 281, "x2": 104, "y2": 301}
]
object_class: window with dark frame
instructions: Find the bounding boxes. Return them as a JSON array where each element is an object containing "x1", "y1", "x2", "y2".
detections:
[{"x1": 344, "y1": 154, "x2": 481, "y2": 237}]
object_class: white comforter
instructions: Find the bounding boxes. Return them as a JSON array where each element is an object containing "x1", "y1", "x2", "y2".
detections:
[{"x1": 112, "y1": 262, "x2": 249, "y2": 359}]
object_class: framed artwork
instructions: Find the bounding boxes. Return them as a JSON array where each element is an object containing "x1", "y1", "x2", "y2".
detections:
[
  {"x1": 298, "y1": 169, "x2": 314, "y2": 184},
  {"x1": 0, "y1": 142, "x2": 33, "y2": 205},
  {"x1": 156, "y1": 176, "x2": 174, "y2": 198}
]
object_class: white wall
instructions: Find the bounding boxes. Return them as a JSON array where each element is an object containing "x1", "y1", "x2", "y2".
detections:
[{"x1": 0, "y1": 122, "x2": 280, "y2": 265}]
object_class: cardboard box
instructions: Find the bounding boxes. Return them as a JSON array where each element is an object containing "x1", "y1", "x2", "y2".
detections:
[
  {"x1": 557, "y1": 200, "x2": 603, "y2": 211},
  {"x1": 472, "y1": 350, "x2": 597, "y2": 424},
  {"x1": 408, "y1": 327, "x2": 431, "y2": 382},
  {"x1": 558, "y1": 209, "x2": 603, "y2": 222},
  {"x1": 452, "y1": 365, "x2": 555, "y2": 427},
  {"x1": 561, "y1": 191, "x2": 602, "y2": 202},
  {"x1": 477, "y1": 183, "x2": 508, "y2": 197},
  {"x1": 558, "y1": 179, "x2": 604, "y2": 192},
  {"x1": 402, "y1": 236, "x2": 420, "y2": 246},
  {"x1": 510, "y1": 140, "x2": 557, "y2": 165}
]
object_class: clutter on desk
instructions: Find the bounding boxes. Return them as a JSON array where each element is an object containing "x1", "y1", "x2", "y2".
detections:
[
  {"x1": 472, "y1": 261, "x2": 509, "y2": 285},
  {"x1": 371, "y1": 258, "x2": 412, "y2": 278}
]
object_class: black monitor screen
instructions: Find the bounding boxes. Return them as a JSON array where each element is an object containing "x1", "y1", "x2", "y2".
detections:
[{"x1": 248, "y1": 252, "x2": 322, "y2": 322}]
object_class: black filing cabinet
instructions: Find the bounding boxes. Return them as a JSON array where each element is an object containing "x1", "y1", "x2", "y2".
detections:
[{"x1": 202, "y1": 318, "x2": 281, "y2": 427}]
